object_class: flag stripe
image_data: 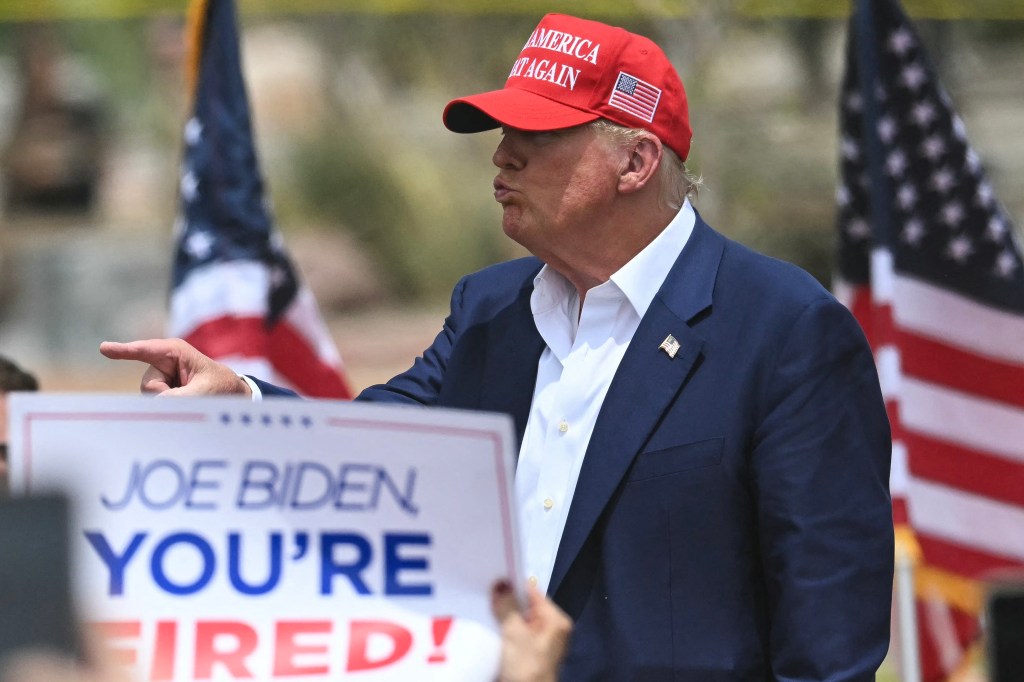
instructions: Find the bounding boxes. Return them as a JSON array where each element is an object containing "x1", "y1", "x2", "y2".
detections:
[
  {"x1": 173, "y1": 266, "x2": 343, "y2": 371},
  {"x1": 184, "y1": 315, "x2": 351, "y2": 399},
  {"x1": 893, "y1": 497, "x2": 910, "y2": 525},
  {"x1": 896, "y1": 326, "x2": 1024, "y2": 409},
  {"x1": 876, "y1": 346, "x2": 901, "y2": 399},
  {"x1": 892, "y1": 274, "x2": 1024, "y2": 365},
  {"x1": 269, "y1": 319, "x2": 351, "y2": 399},
  {"x1": 170, "y1": 261, "x2": 268, "y2": 335},
  {"x1": 919, "y1": 594, "x2": 969, "y2": 675},
  {"x1": 184, "y1": 316, "x2": 272, "y2": 359},
  {"x1": 904, "y1": 428, "x2": 1024, "y2": 507},
  {"x1": 890, "y1": 438, "x2": 909, "y2": 493},
  {"x1": 628, "y1": 90, "x2": 659, "y2": 104},
  {"x1": 830, "y1": 279, "x2": 862, "y2": 312},
  {"x1": 899, "y1": 376, "x2": 1024, "y2": 464},
  {"x1": 907, "y1": 477, "x2": 1024, "y2": 563},
  {"x1": 914, "y1": 599, "x2": 980, "y2": 682},
  {"x1": 608, "y1": 97, "x2": 654, "y2": 119},
  {"x1": 284, "y1": 287, "x2": 344, "y2": 366},
  {"x1": 917, "y1": 532, "x2": 1023, "y2": 580}
]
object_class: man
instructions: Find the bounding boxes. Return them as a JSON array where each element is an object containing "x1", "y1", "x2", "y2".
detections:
[
  {"x1": 0, "y1": 355, "x2": 39, "y2": 492},
  {"x1": 102, "y1": 13, "x2": 894, "y2": 680}
]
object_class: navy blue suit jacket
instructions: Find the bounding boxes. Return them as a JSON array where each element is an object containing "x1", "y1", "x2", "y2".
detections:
[{"x1": 260, "y1": 216, "x2": 894, "y2": 681}]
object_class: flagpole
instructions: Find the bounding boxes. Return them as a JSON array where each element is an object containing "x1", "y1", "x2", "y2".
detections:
[
  {"x1": 895, "y1": 555, "x2": 921, "y2": 682},
  {"x1": 894, "y1": 530, "x2": 923, "y2": 682},
  {"x1": 852, "y1": 1, "x2": 921, "y2": 680}
]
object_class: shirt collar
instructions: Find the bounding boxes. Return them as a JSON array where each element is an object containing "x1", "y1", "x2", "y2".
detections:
[{"x1": 609, "y1": 199, "x2": 695, "y2": 319}]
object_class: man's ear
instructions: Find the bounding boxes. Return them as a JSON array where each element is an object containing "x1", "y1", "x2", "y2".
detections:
[{"x1": 618, "y1": 134, "x2": 662, "y2": 194}]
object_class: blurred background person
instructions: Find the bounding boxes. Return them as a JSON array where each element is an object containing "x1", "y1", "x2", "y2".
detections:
[
  {"x1": 0, "y1": 355, "x2": 38, "y2": 493},
  {"x1": 1, "y1": 25, "x2": 106, "y2": 216}
]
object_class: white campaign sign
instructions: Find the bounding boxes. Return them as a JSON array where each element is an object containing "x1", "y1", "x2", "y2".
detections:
[{"x1": 8, "y1": 394, "x2": 521, "y2": 681}]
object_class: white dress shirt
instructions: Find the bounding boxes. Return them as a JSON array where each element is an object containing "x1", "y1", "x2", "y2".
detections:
[{"x1": 515, "y1": 201, "x2": 696, "y2": 593}]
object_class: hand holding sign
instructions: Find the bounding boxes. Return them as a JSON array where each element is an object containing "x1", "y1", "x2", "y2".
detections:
[{"x1": 491, "y1": 582, "x2": 572, "y2": 682}]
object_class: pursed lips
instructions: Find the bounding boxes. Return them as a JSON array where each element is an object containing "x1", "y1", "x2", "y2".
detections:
[{"x1": 493, "y1": 178, "x2": 515, "y2": 203}]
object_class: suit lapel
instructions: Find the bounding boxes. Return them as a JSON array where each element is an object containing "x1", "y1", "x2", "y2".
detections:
[
  {"x1": 478, "y1": 279, "x2": 546, "y2": 450},
  {"x1": 548, "y1": 217, "x2": 725, "y2": 595}
]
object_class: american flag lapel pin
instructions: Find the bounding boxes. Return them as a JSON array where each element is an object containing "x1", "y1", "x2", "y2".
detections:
[{"x1": 659, "y1": 334, "x2": 680, "y2": 359}]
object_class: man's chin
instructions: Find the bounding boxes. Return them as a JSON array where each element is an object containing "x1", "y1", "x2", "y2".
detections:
[{"x1": 500, "y1": 212, "x2": 525, "y2": 241}]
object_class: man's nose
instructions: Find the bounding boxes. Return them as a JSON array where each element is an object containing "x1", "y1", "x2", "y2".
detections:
[{"x1": 492, "y1": 135, "x2": 523, "y2": 170}]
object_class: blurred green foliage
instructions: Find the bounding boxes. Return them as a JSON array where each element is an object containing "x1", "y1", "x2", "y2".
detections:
[
  {"x1": 0, "y1": 9, "x2": 1021, "y2": 304},
  {"x1": 291, "y1": 128, "x2": 418, "y2": 296}
]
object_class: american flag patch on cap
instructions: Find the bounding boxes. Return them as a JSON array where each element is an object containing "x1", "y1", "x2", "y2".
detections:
[{"x1": 608, "y1": 71, "x2": 661, "y2": 123}]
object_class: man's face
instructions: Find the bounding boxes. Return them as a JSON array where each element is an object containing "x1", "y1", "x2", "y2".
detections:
[{"x1": 491, "y1": 124, "x2": 624, "y2": 267}]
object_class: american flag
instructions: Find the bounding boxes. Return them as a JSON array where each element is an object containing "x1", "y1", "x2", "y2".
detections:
[
  {"x1": 836, "y1": 0, "x2": 1024, "y2": 677},
  {"x1": 608, "y1": 72, "x2": 661, "y2": 123},
  {"x1": 169, "y1": 0, "x2": 352, "y2": 399}
]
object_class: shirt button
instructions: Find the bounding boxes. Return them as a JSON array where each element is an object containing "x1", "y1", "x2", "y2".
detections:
[
  {"x1": 543, "y1": 498, "x2": 554, "y2": 510},
  {"x1": 528, "y1": 576, "x2": 538, "y2": 587},
  {"x1": 558, "y1": 420, "x2": 569, "y2": 433}
]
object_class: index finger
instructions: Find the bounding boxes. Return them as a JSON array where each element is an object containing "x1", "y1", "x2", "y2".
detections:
[{"x1": 99, "y1": 339, "x2": 180, "y2": 364}]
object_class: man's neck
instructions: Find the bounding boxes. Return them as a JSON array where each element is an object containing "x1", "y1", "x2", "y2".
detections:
[{"x1": 565, "y1": 205, "x2": 677, "y2": 304}]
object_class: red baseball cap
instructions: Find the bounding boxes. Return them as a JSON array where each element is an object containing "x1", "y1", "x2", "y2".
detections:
[{"x1": 443, "y1": 13, "x2": 692, "y2": 161}]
